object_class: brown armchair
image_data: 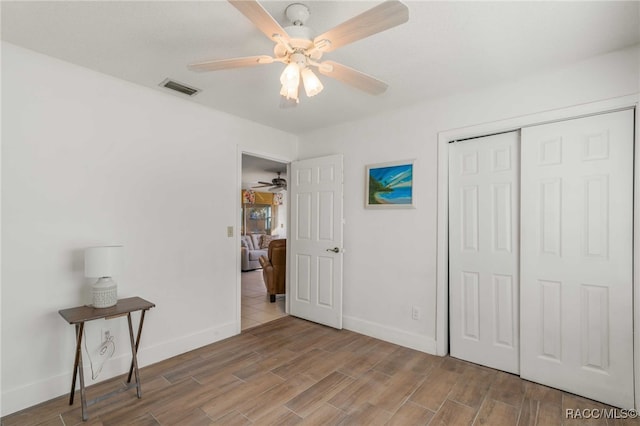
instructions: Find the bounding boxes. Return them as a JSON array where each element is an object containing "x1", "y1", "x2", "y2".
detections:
[{"x1": 258, "y1": 239, "x2": 286, "y2": 302}]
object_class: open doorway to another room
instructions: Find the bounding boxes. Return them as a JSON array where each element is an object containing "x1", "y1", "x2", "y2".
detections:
[{"x1": 240, "y1": 154, "x2": 288, "y2": 330}]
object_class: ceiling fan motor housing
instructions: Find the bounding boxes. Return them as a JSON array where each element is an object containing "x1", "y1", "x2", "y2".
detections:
[
  {"x1": 273, "y1": 22, "x2": 314, "y2": 58},
  {"x1": 285, "y1": 25, "x2": 313, "y2": 46},
  {"x1": 289, "y1": 52, "x2": 307, "y2": 68},
  {"x1": 282, "y1": 3, "x2": 318, "y2": 61}
]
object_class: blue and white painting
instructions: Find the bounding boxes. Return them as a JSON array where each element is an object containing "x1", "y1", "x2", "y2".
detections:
[{"x1": 367, "y1": 162, "x2": 414, "y2": 206}]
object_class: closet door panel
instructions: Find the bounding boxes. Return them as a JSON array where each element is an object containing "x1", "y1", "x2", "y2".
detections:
[
  {"x1": 449, "y1": 131, "x2": 520, "y2": 374},
  {"x1": 520, "y1": 109, "x2": 634, "y2": 408}
]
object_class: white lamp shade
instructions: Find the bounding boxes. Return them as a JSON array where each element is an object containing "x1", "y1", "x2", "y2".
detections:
[
  {"x1": 280, "y1": 83, "x2": 299, "y2": 102},
  {"x1": 301, "y1": 68, "x2": 323, "y2": 97},
  {"x1": 84, "y1": 246, "x2": 123, "y2": 278},
  {"x1": 279, "y1": 62, "x2": 300, "y2": 101},
  {"x1": 280, "y1": 62, "x2": 300, "y2": 87}
]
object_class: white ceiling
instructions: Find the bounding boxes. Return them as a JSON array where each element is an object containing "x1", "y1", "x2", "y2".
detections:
[
  {"x1": 242, "y1": 154, "x2": 287, "y2": 188},
  {"x1": 2, "y1": 1, "x2": 639, "y2": 134}
]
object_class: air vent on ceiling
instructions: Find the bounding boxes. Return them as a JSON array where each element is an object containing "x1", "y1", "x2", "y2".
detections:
[{"x1": 159, "y1": 78, "x2": 201, "y2": 96}]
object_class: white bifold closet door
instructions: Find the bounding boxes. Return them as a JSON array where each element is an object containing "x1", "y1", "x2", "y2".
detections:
[
  {"x1": 449, "y1": 109, "x2": 634, "y2": 408},
  {"x1": 449, "y1": 131, "x2": 520, "y2": 374},
  {"x1": 520, "y1": 109, "x2": 634, "y2": 408}
]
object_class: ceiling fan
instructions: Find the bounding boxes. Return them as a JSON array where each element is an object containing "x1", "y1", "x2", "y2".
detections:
[
  {"x1": 188, "y1": 0, "x2": 409, "y2": 104},
  {"x1": 252, "y1": 172, "x2": 287, "y2": 192}
]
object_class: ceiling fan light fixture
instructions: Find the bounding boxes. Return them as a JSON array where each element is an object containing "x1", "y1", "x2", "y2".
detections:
[
  {"x1": 190, "y1": 0, "x2": 409, "y2": 105},
  {"x1": 279, "y1": 95, "x2": 298, "y2": 108},
  {"x1": 280, "y1": 84, "x2": 299, "y2": 102},
  {"x1": 280, "y1": 61, "x2": 301, "y2": 101},
  {"x1": 280, "y1": 83, "x2": 299, "y2": 102},
  {"x1": 280, "y1": 62, "x2": 299, "y2": 86},
  {"x1": 301, "y1": 67, "x2": 323, "y2": 97}
]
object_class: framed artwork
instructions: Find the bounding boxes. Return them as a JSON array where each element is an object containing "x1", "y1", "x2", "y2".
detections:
[
  {"x1": 242, "y1": 189, "x2": 255, "y2": 204},
  {"x1": 365, "y1": 159, "x2": 416, "y2": 209}
]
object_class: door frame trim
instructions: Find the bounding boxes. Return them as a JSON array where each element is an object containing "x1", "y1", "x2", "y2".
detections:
[{"x1": 435, "y1": 93, "x2": 639, "y2": 406}]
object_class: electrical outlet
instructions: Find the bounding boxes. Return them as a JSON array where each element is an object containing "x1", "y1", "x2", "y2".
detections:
[
  {"x1": 227, "y1": 226, "x2": 234, "y2": 237},
  {"x1": 411, "y1": 306, "x2": 421, "y2": 320}
]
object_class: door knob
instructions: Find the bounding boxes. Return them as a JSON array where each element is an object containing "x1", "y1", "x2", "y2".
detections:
[{"x1": 326, "y1": 247, "x2": 340, "y2": 253}]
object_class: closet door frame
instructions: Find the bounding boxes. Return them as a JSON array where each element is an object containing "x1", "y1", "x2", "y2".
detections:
[{"x1": 435, "y1": 94, "x2": 639, "y2": 407}]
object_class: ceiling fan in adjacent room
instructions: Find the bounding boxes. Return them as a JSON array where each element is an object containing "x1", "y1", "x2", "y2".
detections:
[
  {"x1": 188, "y1": 0, "x2": 409, "y2": 105},
  {"x1": 252, "y1": 172, "x2": 288, "y2": 192}
]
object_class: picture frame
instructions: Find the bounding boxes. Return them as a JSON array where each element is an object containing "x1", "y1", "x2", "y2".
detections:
[{"x1": 365, "y1": 159, "x2": 416, "y2": 209}]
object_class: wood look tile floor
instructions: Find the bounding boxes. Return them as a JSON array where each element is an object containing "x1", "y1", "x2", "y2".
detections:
[
  {"x1": 3, "y1": 316, "x2": 637, "y2": 426},
  {"x1": 241, "y1": 270, "x2": 287, "y2": 331}
]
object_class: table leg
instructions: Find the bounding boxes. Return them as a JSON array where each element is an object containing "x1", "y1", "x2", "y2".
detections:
[
  {"x1": 127, "y1": 309, "x2": 147, "y2": 383},
  {"x1": 71, "y1": 322, "x2": 87, "y2": 420},
  {"x1": 127, "y1": 313, "x2": 142, "y2": 398},
  {"x1": 79, "y1": 350, "x2": 87, "y2": 420},
  {"x1": 69, "y1": 323, "x2": 84, "y2": 405}
]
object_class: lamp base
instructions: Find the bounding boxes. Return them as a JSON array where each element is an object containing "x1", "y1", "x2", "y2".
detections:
[{"x1": 92, "y1": 277, "x2": 117, "y2": 308}]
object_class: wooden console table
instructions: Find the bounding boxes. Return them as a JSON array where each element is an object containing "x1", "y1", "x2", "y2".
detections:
[{"x1": 58, "y1": 297, "x2": 155, "y2": 421}]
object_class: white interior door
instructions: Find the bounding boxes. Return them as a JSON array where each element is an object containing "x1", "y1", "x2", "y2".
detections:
[
  {"x1": 520, "y1": 109, "x2": 634, "y2": 408},
  {"x1": 289, "y1": 155, "x2": 344, "y2": 329},
  {"x1": 449, "y1": 131, "x2": 520, "y2": 374}
]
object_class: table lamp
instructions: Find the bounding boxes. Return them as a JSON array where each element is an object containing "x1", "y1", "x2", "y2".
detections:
[{"x1": 84, "y1": 245, "x2": 123, "y2": 308}]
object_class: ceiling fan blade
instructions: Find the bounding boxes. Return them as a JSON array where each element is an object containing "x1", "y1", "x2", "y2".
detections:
[
  {"x1": 188, "y1": 55, "x2": 273, "y2": 72},
  {"x1": 228, "y1": 0, "x2": 290, "y2": 43},
  {"x1": 318, "y1": 61, "x2": 388, "y2": 95},
  {"x1": 257, "y1": 181, "x2": 273, "y2": 185},
  {"x1": 313, "y1": 0, "x2": 408, "y2": 52}
]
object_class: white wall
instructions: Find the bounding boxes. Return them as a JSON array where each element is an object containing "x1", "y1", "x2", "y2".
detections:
[
  {"x1": 3, "y1": 40, "x2": 638, "y2": 416},
  {"x1": 1, "y1": 42, "x2": 297, "y2": 415},
  {"x1": 297, "y1": 45, "x2": 640, "y2": 353}
]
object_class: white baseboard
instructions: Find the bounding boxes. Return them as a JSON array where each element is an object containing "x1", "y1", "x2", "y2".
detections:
[
  {"x1": 136, "y1": 320, "x2": 237, "y2": 368},
  {"x1": 342, "y1": 315, "x2": 438, "y2": 355},
  {"x1": 1, "y1": 321, "x2": 237, "y2": 417},
  {"x1": 3, "y1": 317, "x2": 436, "y2": 416}
]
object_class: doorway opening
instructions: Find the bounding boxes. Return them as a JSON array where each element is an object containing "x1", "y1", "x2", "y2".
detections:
[{"x1": 240, "y1": 153, "x2": 289, "y2": 331}]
